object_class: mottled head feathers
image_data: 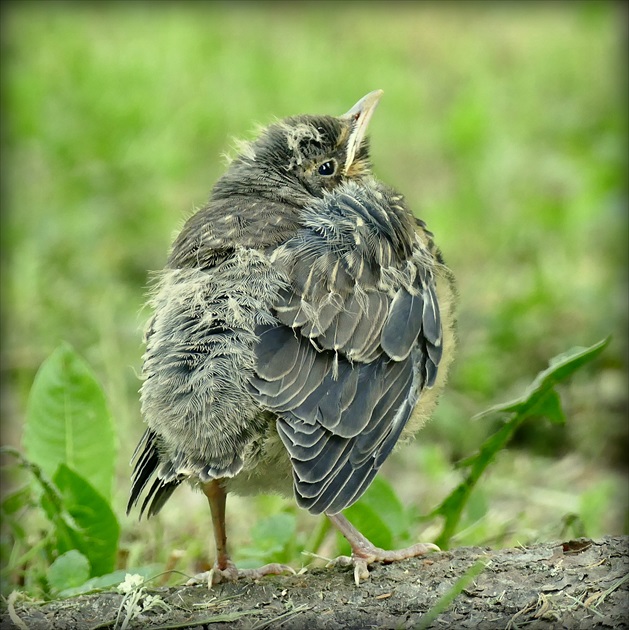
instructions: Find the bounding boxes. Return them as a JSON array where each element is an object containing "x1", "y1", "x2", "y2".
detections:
[{"x1": 214, "y1": 92, "x2": 382, "y2": 206}]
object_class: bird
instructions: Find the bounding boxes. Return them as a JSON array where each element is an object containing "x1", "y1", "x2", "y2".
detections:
[{"x1": 127, "y1": 90, "x2": 456, "y2": 586}]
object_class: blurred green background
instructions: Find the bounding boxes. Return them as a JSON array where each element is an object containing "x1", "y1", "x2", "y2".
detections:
[{"x1": 1, "y1": 1, "x2": 627, "y2": 577}]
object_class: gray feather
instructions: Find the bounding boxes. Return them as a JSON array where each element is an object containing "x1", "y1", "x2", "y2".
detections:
[
  {"x1": 421, "y1": 283, "x2": 442, "y2": 346},
  {"x1": 255, "y1": 325, "x2": 302, "y2": 381},
  {"x1": 381, "y1": 288, "x2": 424, "y2": 360}
]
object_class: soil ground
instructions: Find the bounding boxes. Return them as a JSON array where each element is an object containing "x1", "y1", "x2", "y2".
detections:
[{"x1": 2, "y1": 536, "x2": 628, "y2": 629}]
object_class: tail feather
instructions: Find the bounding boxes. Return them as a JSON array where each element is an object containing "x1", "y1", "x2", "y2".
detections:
[
  {"x1": 127, "y1": 429, "x2": 181, "y2": 518},
  {"x1": 140, "y1": 475, "x2": 180, "y2": 518}
]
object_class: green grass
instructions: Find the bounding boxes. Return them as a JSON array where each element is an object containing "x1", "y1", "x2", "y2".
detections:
[{"x1": 2, "y1": 1, "x2": 626, "y2": 587}]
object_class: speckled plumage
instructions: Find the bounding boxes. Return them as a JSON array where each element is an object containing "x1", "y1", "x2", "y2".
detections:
[{"x1": 128, "y1": 91, "x2": 456, "y2": 583}]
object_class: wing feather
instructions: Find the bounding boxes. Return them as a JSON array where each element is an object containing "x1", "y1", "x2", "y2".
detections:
[
  {"x1": 290, "y1": 360, "x2": 357, "y2": 426},
  {"x1": 291, "y1": 433, "x2": 351, "y2": 485},
  {"x1": 317, "y1": 294, "x2": 363, "y2": 351},
  {"x1": 255, "y1": 325, "x2": 302, "y2": 381},
  {"x1": 278, "y1": 424, "x2": 331, "y2": 461},
  {"x1": 381, "y1": 289, "x2": 424, "y2": 360},
  {"x1": 252, "y1": 333, "x2": 312, "y2": 399},
  {"x1": 251, "y1": 182, "x2": 443, "y2": 514}
]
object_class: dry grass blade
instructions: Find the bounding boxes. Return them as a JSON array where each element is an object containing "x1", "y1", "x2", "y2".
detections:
[{"x1": 250, "y1": 604, "x2": 312, "y2": 630}]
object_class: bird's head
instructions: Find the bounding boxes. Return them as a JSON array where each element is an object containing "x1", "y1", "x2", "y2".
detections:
[{"x1": 213, "y1": 90, "x2": 384, "y2": 206}]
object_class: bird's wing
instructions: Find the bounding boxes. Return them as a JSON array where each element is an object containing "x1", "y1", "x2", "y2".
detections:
[{"x1": 250, "y1": 183, "x2": 443, "y2": 514}]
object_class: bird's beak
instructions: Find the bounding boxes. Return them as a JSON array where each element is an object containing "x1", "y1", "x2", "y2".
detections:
[{"x1": 341, "y1": 89, "x2": 383, "y2": 173}]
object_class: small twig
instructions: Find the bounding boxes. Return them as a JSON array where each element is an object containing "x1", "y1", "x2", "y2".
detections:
[
  {"x1": 147, "y1": 609, "x2": 260, "y2": 629},
  {"x1": 250, "y1": 603, "x2": 311, "y2": 630},
  {"x1": 91, "y1": 609, "x2": 262, "y2": 630},
  {"x1": 301, "y1": 551, "x2": 333, "y2": 563},
  {"x1": 6, "y1": 591, "x2": 29, "y2": 630},
  {"x1": 564, "y1": 572, "x2": 629, "y2": 616},
  {"x1": 506, "y1": 599, "x2": 537, "y2": 630},
  {"x1": 591, "y1": 573, "x2": 629, "y2": 608},
  {"x1": 563, "y1": 592, "x2": 606, "y2": 619}
]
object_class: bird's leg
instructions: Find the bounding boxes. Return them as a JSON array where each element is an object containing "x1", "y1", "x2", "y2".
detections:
[
  {"x1": 326, "y1": 512, "x2": 439, "y2": 585},
  {"x1": 205, "y1": 478, "x2": 231, "y2": 572},
  {"x1": 186, "y1": 479, "x2": 295, "y2": 587}
]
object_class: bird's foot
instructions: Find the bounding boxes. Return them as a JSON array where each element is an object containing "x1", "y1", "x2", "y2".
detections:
[
  {"x1": 326, "y1": 512, "x2": 439, "y2": 585},
  {"x1": 327, "y1": 541, "x2": 439, "y2": 586},
  {"x1": 186, "y1": 560, "x2": 295, "y2": 588}
]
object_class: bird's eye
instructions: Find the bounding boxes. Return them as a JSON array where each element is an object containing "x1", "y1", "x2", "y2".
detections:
[{"x1": 318, "y1": 160, "x2": 336, "y2": 176}]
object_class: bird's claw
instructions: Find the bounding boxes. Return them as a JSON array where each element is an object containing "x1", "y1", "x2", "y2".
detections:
[
  {"x1": 186, "y1": 562, "x2": 295, "y2": 588},
  {"x1": 352, "y1": 559, "x2": 370, "y2": 586},
  {"x1": 326, "y1": 542, "x2": 440, "y2": 585},
  {"x1": 325, "y1": 555, "x2": 372, "y2": 585}
]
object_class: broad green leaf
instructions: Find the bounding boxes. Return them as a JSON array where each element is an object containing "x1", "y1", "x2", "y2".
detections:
[
  {"x1": 46, "y1": 464, "x2": 119, "y2": 577},
  {"x1": 23, "y1": 343, "x2": 116, "y2": 500},
  {"x1": 347, "y1": 476, "x2": 409, "y2": 540},
  {"x1": 47, "y1": 550, "x2": 90, "y2": 593},
  {"x1": 237, "y1": 513, "x2": 296, "y2": 566},
  {"x1": 250, "y1": 513, "x2": 296, "y2": 549}
]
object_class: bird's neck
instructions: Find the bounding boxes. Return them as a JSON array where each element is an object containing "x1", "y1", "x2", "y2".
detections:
[{"x1": 212, "y1": 163, "x2": 312, "y2": 209}]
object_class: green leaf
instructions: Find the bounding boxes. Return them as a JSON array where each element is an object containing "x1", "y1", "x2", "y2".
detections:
[
  {"x1": 0, "y1": 446, "x2": 78, "y2": 554},
  {"x1": 537, "y1": 389, "x2": 565, "y2": 425},
  {"x1": 57, "y1": 565, "x2": 162, "y2": 598},
  {"x1": 42, "y1": 464, "x2": 119, "y2": 577},
  {"x1": 250, "y1": 513, "x2": 296, "y2": 550},
  {"x1": 47, "y1": 550, "x2": 90, "y2": 593},
  {"x1": 237, "y1": 513, "x2": 297, "y2": 567},
  {"x1": 473, "y1": 337, "x2": 610, "y2": 420},
  {"x1": 346, "y1": 476, "x2": 409, "y2": 541},
  {"x1": 23, "y1": 343, "x2": 116, "y2": 500},
  {"x1": 431, "y1": 337, "x2": 610, "y2": 549},
  {"x1": 1, "y1": 486, "x2": 33, "y2": 515},
  {"x1": 1, "y1": 448, "x2": 118, "y2": 578}
]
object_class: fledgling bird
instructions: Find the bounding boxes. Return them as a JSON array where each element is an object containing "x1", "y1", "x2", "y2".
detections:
[{"x1": 128, "y1": 90, "x2": 456, "y2": 585}]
